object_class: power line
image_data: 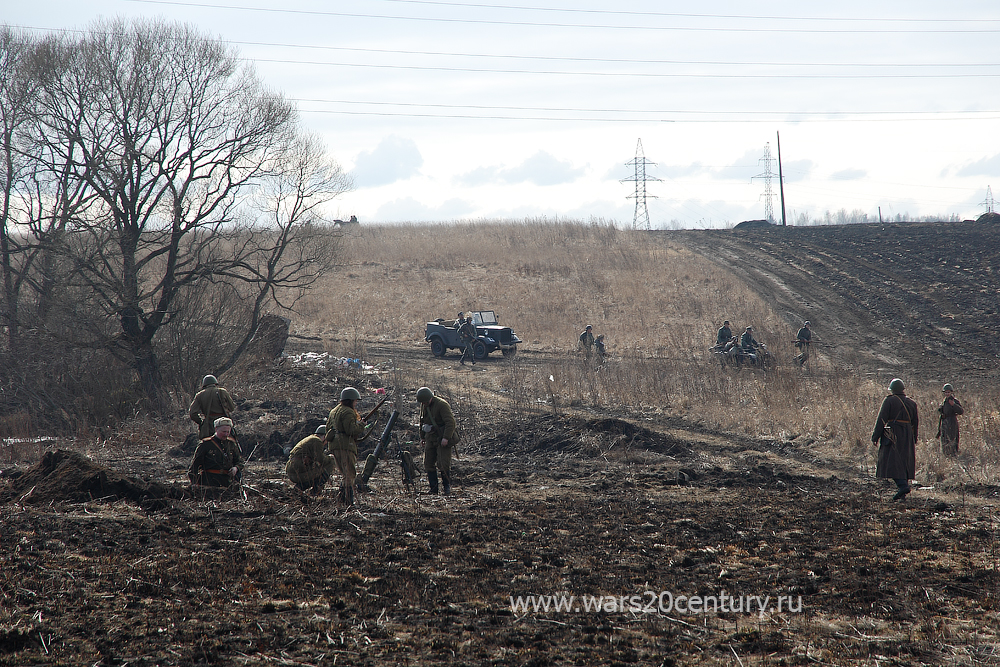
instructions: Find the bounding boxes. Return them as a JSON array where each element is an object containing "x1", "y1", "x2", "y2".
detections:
[
  {"x1": 257, "y1": 58, "x2": 1000, "y2": 79},
  {"x1": 293, "y1": 98, "x2": 1000, "y2": 117},
  {"x1": 125, "y1": 1, "x2": 1000, "y2": 33},
  {"x1": 370, "y1": 0, "x2": 1000, "y2": 25},
  {"x1": 16, "y1": 25, "x2": 999, "y2": 69}
]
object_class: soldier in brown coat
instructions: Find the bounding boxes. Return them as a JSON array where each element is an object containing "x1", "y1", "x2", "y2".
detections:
[
  {"x1": 188, "y1": 417, "x2": 245, "y2": 487},
  {"x1": 189, "y1": 375, "x2": 236, "y2": 440},
  {"x1": 871, "y1": 378, "x2": 919, "y2": 501},
  {"x1": 937, "y1": 383, "x2": 964, "y2": 457}
]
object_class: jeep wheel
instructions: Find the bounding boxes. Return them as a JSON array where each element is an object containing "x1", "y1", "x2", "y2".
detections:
[
  {"x1": 473, "y1": 341, "x2": 487, "y2": 360},
  {"x1": 501, "y1": 346, "x2": 517, "y2": 357},
  {"x1": 430, "y1": 338, "x2": 445, "y2": 357}
]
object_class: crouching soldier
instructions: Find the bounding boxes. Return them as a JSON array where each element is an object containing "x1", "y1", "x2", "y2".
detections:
[
  {"x1": 416, "y1": 386, "x2": 459, "y2": 495},
  {"x1": 286, "y1": 424, "x2": 335, "y2": 493},
  {"x1": 326, "y1": 387, "x2": 368, "y2": 506},
  {"x1": 189, "y1": 417, "x2": 244, "y2": 487}
]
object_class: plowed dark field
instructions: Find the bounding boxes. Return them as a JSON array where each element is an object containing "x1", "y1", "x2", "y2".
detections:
[
  {"x1": 2, "y1": 221, "x2": 1000, "y2": 666},
  {"x1": 673, "y1": 221, "x2": 1000, "y2": 381}
]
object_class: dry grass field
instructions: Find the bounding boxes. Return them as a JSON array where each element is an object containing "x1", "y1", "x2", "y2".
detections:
[{"x1": 2, "y1": 220, "x2": 1000, "y2": 666}]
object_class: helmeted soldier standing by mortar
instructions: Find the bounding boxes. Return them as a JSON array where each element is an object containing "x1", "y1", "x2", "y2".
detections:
[
  {"x1": 326, "y1": 387, "x2": 368, "y2": 505},
  {"x1": 188, "y1": 417, "x2": 244, "y2": 487},
  {"x1": 286, "y1": 424, "x2": 335, "y2": 493},
  {"x1": 416, "y1": 386, "x2": 458, "y2": 495},
  {"x1": 189, "y1": 374, "x2": 236, "y2": 440}
]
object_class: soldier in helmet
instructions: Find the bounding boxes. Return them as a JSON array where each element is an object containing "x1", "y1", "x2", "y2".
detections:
[
  {"x1": 793, "y1": 321, "x2": 812, "y2": 367},
  {"x1": 188, "y1": 417, "x2": 245, "y2": 487},
  {"x1": 452, "y1": 311, "x2": 466, "y2": 329},
  {"x1": 189, "y1": 374, "x2": 236, "y2": 440},
  {"x1": 458, "y1": 315, "x2": 478, "y2": 366},
  {"x1": 286, "y1": 424, "x2": 335, "y2": 493},
  {"x1": 325, "y1": 387, "x2": 369, "y2": 505},
  {"x1": 416, "y1": 386, "x2": 458, "y2": 495},
  {"x1": 871, "y1": 378, "x2": 919, "y2": 501}
]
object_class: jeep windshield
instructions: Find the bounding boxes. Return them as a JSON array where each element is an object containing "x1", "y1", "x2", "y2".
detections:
[{"x1": 472, "y1": 311, "x2": 497, "y2": 325}]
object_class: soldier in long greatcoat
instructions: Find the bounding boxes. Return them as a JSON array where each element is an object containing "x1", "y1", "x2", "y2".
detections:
[
  {"x1": 871, "y1": 378, "x2": 919, "y2": 501},
  {"x1": 937, "y1": 383, "x2": 964, "y2": 457}
]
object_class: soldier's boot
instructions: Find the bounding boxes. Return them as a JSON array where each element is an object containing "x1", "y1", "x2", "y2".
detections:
[
  {"x1": 427, "y1": 470, "x2": 439, "y2": 495},
  {"x1": 344, "y1": 484, "x2": 355, "y2": 506},
  {"x1": 441, "y1": 471, "x2": 451, "y2": 496}
]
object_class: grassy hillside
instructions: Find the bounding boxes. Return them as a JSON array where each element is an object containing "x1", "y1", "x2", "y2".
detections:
[{"x1": 289, "y1": 220, "x2": 1000, "y2": 485}]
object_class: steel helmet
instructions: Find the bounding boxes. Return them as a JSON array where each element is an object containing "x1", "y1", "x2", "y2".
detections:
[
  {"x1": 942, "y1": 383, "x2": 954, "y2": 393},
  {"x1": 340, "y1": 387, "x2": 361, "y2": 401},
  {"x1": 315, "y1": 424, "x2": 327, "y2": 436},
  {"x1": 888, "y1": 378, "x2": 905, "y2": 394},
  {"x1": 202, "y1": 374, "x2": 218, "y2": 388},
  {"x1": 416, "y1": 387, "x2": 434, "y2": 403}
]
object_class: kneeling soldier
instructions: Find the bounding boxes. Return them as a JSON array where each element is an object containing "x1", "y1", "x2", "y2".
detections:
[
  {"x1": 188, "y1": 417, "x2": 245, "y2": 487},
  {"x1": 286, "y1": 424, "x2": 335, "y2": 493},
  {"x1": 416, "y1": 386, "x2": 458, "y2": 495}
]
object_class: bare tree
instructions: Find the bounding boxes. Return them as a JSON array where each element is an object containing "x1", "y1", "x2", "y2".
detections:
[{"x1": 26, "y1": 19, "x2": 350, "y2": 411}]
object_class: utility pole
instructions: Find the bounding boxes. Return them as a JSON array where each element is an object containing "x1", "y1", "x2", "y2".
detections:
[
  {"x1": 621, "y1": 139, "x2": 661, "y2": 230},
  {"x1": 752, "y1": 142, "x2": 776, "y2": 224},
  {"x1": 776, "y1": 132, "x2": 787, "y2": 226}
]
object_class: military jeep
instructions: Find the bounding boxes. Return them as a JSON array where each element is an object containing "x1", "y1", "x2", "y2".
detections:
[{"x1": 424, "y1": 310, "x2": 521, "y2": 359}]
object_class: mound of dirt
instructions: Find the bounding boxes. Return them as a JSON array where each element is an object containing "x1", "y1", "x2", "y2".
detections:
[
  {"x1": 0, "y1": 449, "x2": 184, "y2": 505},
  {"x1": 479, "y1": 414, "x2": 693, "y2": 458}
]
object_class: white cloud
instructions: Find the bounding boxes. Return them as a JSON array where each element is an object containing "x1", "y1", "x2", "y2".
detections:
[
  {"x1": 830, "y1": 168, "x2": 867, "y2": 181},
  {"x1": 457, "y1": 151, "x2": 585, "y2": 186},
  {"x1": 352, "y1": 136, "x2": 424, "y2": 187},
  {"x1": 956, "y1": 154, "x2": 1000, "y2": 178},
  {"x1": 374, "y1": 197, "x2": 475, "y2": 222}
]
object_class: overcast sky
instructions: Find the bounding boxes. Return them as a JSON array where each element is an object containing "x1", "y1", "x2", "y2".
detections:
[{"x1": 7, "y1": 1, "x2": 1000, "y2": 227}]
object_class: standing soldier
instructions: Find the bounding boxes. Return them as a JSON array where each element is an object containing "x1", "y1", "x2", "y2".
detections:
[
  {"x1": 285, "y1": 425, "x2": 335, "y2": 493},
  {"x1": 416, "y1": 386, "x2": 458, "y2": 495},
  {"x1": 325, "y1": 387, "x2": 368, "y2": 506},
  {"x1": 189, "y1": 374, "x2": 236, "y2": 440},
  {"x1": 793, "y1": 321, "x2": 812, "y2": 367},
  {"x1": 871, "y1": 378, "x2": 919, "y2": 501},
  {"x1": 188, "y1": 417, "x2": 245, "y2": 487},
  {"x1": 458, "y1": 315, "x2": 478, "y2": 366},
  {"x1": 937, "y1": 383, "x2": 964, "y2": 457},
  {"x1": 578, "y1": 325, "x2": 595, "y2": 359},
  {"x1": 452, "y1": 311, "x2": 466, "y2": 328}
]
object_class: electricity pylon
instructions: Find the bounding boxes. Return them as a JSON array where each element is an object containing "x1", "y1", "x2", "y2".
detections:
[
  {"x1": 752, "y1": 142, "x2": 776, "y2": 224},
  {"x1": 983, "y1": 185, "x2": 995, "y2": 214},
  {"x1": 621, "y1": 139, "x2": 661, "y2": 230}
]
